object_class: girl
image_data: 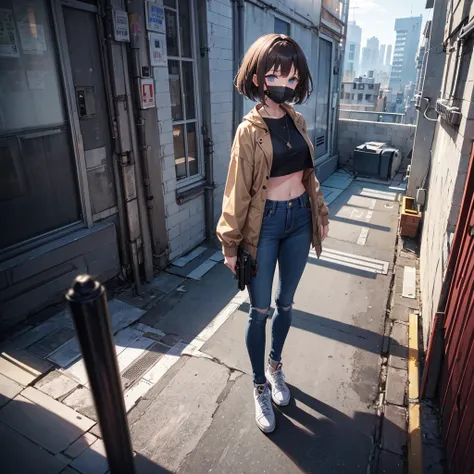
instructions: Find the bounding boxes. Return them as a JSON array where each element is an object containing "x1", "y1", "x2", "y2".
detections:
[{"x1": 216, "y1": 34, "x2": 329, "y2": 433}]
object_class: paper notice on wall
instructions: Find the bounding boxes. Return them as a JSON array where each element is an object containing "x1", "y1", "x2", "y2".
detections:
[
  {"x1": 18, "y1": 22, "x2": 46, "y2": 54},
  {"x1": 26, "y1": 70, "x2": 46, "y2": 90},
  {"x1": 0, "y1": 9, "x2": 20, "y2": 58},
  {"x1": 149, "y1": 32, "x2": 167, "y2": 67}
]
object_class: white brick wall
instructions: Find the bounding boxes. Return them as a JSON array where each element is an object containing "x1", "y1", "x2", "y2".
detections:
[{"x1": 207, "y1": 0, "x2": 235, "y2": 229}]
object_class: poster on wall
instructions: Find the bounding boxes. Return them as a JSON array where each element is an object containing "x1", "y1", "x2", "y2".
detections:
[
  {"x1": 18, "y1": 23, "x2": 46, "y2": 54},
  {"x1": 0, "y1": 9, "x2": 20, "y2": 58},
  {"x1": 149, "y1": 32, "x2": 167, "y2": 66},
  {"x1": 145, "y1": 1, "x2": 165, "y2": 33}
]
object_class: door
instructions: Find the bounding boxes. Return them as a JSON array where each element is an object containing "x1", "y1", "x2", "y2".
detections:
[
  {"x1": 440, "y1": 143, "x2": 474, "y2": 474},
  {"x1": 315, "y1": 37, "x2": 332, "y2": 160},
  {"x1": 62, "y1": 3, "x2": 116, "y2": 216}
]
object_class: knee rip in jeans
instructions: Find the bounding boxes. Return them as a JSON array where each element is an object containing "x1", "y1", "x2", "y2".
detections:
[
  {"x1": 254, "y1": 307, "x2": 269, "y2": 315},
  {"x1": 277, "y1": 303, "x2": 292, "y2": 311}
]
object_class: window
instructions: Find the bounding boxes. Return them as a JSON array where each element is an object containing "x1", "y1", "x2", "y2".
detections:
[
  {"x1": 358, "y1": 93, "x2": 363, "y2": 101},
  {"x1": 349, "y1": 44, "x2": 355, "y2": 52},
  {"x1": 365, "y1": 94, "x2": 371, "y2": 101},
  {"x1": 351, "y1": 93, "x2": 355, "y2": 100},
  {"x1": 274, "y1": 18, "x2": 291, "y2": 36},
  {"x1": 165, "y1": 0, "x2": 201, "y2": 182},
  {"x1": 0, "y1": 0, "x2": 80, "y2": 250},
  {"x1": 358, "y1": 83, "x2": 365, "y2": 90},
  {"x1": 368, "y1": 84, "x2": 374, "y2": 90},
  {"x1": 348, "y1": 52, "x2": 354, "y2": 60},
  {"x1": 345, "y1": 93, "x2": 350, "y2": 99},
  {"x1": 353, "y1": 83, "x2": 357, "y2": 89}
]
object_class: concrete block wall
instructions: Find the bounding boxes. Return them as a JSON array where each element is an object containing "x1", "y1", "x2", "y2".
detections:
[
  {"x1": 207, "y1": 0, "x2": 234, "y2": 227},
  {"x1": 418, "y1": 15, "x2": 474, "y2": 347},
  {"x1": 337, "y1": 119, "x2": 416, "y2": 165},
  {"x1": 419, "y1": 117, "x2": 473, "y2": 348}
]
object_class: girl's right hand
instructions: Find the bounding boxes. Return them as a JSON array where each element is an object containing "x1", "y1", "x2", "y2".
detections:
[{"x1": 224, "y1": 255, "x2": 237, "y2": 275}]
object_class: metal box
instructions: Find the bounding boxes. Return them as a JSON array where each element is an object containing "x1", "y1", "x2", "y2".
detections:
[{"x1": 353, "y1": 142, "x2": 400, "y2": 180}]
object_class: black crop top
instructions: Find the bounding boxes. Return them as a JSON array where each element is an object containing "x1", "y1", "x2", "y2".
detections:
[{"x1": 263, "y1": 115, "x2": 313, "y2": 178}]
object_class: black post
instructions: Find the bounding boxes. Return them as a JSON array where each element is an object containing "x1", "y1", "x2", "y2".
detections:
[{"x1": 66, "y1": 275, "x2": 136, "y2": 474}]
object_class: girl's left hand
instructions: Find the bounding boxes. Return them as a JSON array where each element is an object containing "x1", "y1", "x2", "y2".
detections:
[{"x1": 320, "y1": 224, "x2": 329, "y2": 241}]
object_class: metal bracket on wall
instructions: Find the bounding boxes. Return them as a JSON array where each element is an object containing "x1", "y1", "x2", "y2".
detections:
[{"x1": 118, "y1": 152, "x2": 134, "y2": 166}]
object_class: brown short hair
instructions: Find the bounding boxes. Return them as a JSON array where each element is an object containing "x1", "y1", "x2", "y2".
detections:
[{"x1": 235, "y1": 34, "x2": 313, "y2": 105}]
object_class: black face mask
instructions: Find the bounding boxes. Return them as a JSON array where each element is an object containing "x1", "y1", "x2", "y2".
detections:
[{"x1": 264, "y1": 86, "x2": 295, "y2": 104}]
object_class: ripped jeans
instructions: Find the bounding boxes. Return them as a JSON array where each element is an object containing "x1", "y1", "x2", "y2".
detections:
[{"x1": 246, "y1": 192, "x2": 312, "y2": 385}]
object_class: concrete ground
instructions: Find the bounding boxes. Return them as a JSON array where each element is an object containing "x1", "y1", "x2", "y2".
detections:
[{"x1": 0, "y1": 174, "x2": 414, "y2": 474}]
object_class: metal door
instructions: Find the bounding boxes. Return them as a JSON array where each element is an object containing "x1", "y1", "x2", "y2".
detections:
[
  {"x1": 440, "y1": 143, "x2": 474, "y2": 474},
  {"x1": 62, "y1": 4, "x2": 116, "y2": 216}
]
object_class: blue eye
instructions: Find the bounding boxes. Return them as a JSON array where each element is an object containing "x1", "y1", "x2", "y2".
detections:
[
  {"x1": 266, "y1": 75, "x2": 276, "y2": 83},
  {"x1": 288, "y1": 77, "x2": 298, "y2": 85}
]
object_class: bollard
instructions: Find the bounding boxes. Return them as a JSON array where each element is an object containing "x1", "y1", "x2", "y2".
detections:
[{"x1": 66, "y1": 275, "x2": 136, "y2": 474}]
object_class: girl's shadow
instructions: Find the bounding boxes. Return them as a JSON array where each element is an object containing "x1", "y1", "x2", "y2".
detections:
[{"x1": 265, "y1": 384, "x2": 395, "y2": 474}]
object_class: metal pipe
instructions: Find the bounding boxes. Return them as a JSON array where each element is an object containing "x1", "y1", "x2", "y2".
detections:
[
  {"x1": 95, "y1": 8, "x2": 130, "y2": 278},
  {"x1": 126, "y1": 2, "x2": 158, "y2": 258},
  {"x1": 459, "y1": 16, "x2": 474, "y2": 40},
  {"x1": 102, "y1": 0, "x2": 141, "y2": 290},
  {"x1": 197, "y1": 2, "x2": 216, "y2": 241},
  {"x1": 66, "y1": 275, "x2": 136, "y2": 474},
  {"x1": 121, "y1": 45, "x2": 154, "y2": 283}
]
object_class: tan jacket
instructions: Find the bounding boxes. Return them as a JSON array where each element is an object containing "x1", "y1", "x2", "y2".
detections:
[{"x1": 216, "y1": 104, "x2": 329, "y2": 259}]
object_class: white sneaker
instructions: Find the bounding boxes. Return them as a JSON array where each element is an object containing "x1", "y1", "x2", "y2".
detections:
[
  {"x1": 266, "y1": 362, "x2": 291, "y2": 406},
  {"x1": 254, "y1": 384, "x2": 276, "y2": 433}
]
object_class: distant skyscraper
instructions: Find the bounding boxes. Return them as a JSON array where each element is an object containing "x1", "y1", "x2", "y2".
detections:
[
  {"x1": 343, "y1": 21, "x2": 362, "y2": 81},
  {"x1": 361, "y1": 36, "x2": 380, "y2": 75},
  {"x1": 385, "y1": 45, "x2": 393, "y2": 68},
  {"x1": 379, "y1": 44, "x2": 386, "y2": 70},
  {"x1": 389, "y1": 16, "x2": 423, "y2": 91}
]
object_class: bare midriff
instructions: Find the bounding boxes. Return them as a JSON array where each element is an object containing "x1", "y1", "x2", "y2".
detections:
[{"x1": 266, "y1": 170, "x2": 307, "y2": 201}]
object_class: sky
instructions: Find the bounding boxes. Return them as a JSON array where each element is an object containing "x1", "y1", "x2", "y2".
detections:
[{"x1": 349, "y1": 0, "x2": 431, "y2": 48}]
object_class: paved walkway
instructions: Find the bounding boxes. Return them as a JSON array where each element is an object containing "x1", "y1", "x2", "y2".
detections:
[{"x1": 0, "y1": 173, "x2": 412, "y2": 474}]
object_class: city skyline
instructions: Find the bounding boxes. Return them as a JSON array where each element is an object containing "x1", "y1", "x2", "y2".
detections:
[{"x1": 349, "y1": 0, "x2": 428, "y2": 47}]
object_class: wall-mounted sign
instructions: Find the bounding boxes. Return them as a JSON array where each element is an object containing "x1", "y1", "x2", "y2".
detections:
[
  {"x1": 113, "y1": 9, "x2": 130, "y2": 42},
  {"x1": 0, "y1": 9, "x2": 20, "y2": 57},
  {"x1": 140, "y1": 78, "x2": 155, "y2": 109},
  {"x1": 149, "y1": 32, "x2": 167, "y2": 66},
  {"x1": 145, "y1": 1, "x2": 165, "y2": 33}
]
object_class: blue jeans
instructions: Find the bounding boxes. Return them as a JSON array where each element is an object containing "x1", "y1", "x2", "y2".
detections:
[{"x1": 246, "y1": 192, "x2": 312, "y2": 385}]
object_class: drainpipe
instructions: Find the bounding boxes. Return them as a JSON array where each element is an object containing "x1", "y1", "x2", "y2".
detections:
[
  {"x1": 197, "y1": 3, "x2": 216, "y2": 241},
  {"x1": 96, "y1": 7, "x2": 129, "y2": 279},
  {"x1": 102, "y1": 0, "x2": 142, "y2": 293},
  {"x1": 121, "y1": 45, "x2": 155, "y2": 283},
  {"x1": 126, "y1": 1, "x2": 159, "y2": 259},
  {"x1": 232, "y1": 0, "x2": 245, "y2": 135}
]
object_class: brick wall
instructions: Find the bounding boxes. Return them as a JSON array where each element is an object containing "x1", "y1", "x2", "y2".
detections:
[
  {"x1": 153, "y1": 58, "x2": 206, "y2": 261},
  {"x1": 337, "y1": 119, "x2": 416, "y2": 164},
  {"x1": 206, "y1": 0, "x2": 235, "y2": 226}
]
